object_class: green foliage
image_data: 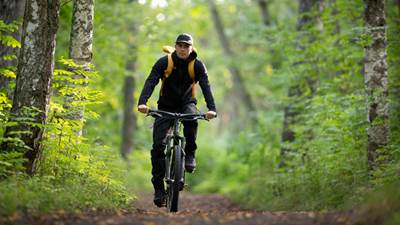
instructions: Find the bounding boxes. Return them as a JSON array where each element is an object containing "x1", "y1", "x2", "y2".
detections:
[
  {"x1": 0, "y1": 19, "x2": 22, "y2": 49},
  {"x1": 1, "y1": 0, "x2": 397, "y2": 217},
  {"x1": 189, "y1": 0, "x2": 395, "y2": 212},
  {"x1": 0, "y1": 18, "x2": 21, "y2": 92},
  {"x1": 124, "y1": 150, "x2": 153, "y2": 192},
  {"x1": 0, "y1": 19, "x2": 21, "y2": 178},
  {"x1": 2, "y1": 106, "x2": 46, "y2": 150},
  {"x1": 0, "y1": 174, "x2": 131, "y2": 217},
  {"x1": 0, "y1": 151, "x2": 25, "y2": 178},
  {"x1": 0, "y1": 19, "x2": 21, "y2": 33},
  {"x1": 0, "y1": 68, "x2": 16, "y2": 79},
  {"x1": 353, "y1": 178, "x2": 400, "y2": 225},
  {"x1": 0, "y1": 19, "x2": 20, "y2": 90},
  {"x1": 0, "y1": 93, "x2": 11, "y2": 111},
  {"x1": 38, "y1": 58, "x2": 131, "y2": 209},
  {"x1": 194, "y1": 91, "x2": 368, "y2": 210},
  {"x1": 387, "y1": 0, "x2": 400, "y2": 175},
  {"x1": 80, "y1": 0, "x2": 398, "y2": 214},
  {"x1": 0, "y1": 35, "x2": 21, "y2": 49},
  {"x1": 0, "y1": 58, "x2": 133, "y2": 215}
]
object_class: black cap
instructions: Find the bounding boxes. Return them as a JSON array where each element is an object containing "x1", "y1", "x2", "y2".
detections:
[{"x1": 175, "y1": 33, "x2": 193, "y2": 45}]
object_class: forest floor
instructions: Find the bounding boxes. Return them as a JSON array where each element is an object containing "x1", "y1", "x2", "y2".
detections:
[{"x1": 4, "y1": 192, "x2": 357, "y2": 225}]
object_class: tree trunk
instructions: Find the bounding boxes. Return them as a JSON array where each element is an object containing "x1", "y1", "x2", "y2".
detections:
[
  {"x1": 65, "y1": 0, "x2": 94, "y2": 136},
  {"x1": 257, "y1": 0, "x2": 270, "y2": 26},
  {"x1": 280, "y1": 0, "x2": 319, "y2": 166},
  {"x1": 121, "y1": 76, "x2": 136, "y2": 159},
  {"x1": 69, "y1": 0, "x2": 94, "y2": 65},
  {"x1": 363, "y1": 0, "x2": 389, "y2": 171},
  {"x1": 0, "y1": 0, "x2": 25, "y2": 97},
  {"x1": 120, "y1": 3, "x2": 138, "y2": 159},
  {"x1": 1, "y1": 0, "x2": 60, "y2": 175},
  {"x1": 207, "y1": 0, "x2": 255, "y2": 114}
]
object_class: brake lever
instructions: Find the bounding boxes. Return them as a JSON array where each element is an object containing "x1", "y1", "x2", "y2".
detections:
[
  {"x1": 147, "y1": 112, "x2": 162, "y2": 118},
  {"x1": 197, "y1": 115, "x2": 209, "y2": 121}
]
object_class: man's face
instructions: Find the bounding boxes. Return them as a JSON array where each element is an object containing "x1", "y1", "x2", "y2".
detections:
[{"x1": 175, "y1": 43, "x2": 192, "y2": 60}]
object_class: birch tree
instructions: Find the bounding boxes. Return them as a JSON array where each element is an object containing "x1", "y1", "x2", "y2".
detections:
[
  {"x1": 66, "y1": 0, "x2": 94, "y2": 135},
  {"x1": 363, "y1": 0, "x2": 389, "y2": 171},
  {"x1": 1, "y1": 0, "x2": 60, "y2": 175}
]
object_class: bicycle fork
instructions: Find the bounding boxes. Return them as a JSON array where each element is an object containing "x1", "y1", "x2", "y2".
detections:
[
  {"x1": 178, "y1": 136, "x2": 186, "y2": 186},
  {"x1": 164, "y1": 137, "x2": 186, "y2": 184}
]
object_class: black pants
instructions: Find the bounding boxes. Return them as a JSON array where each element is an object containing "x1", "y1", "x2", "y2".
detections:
[{"x1": 151, "y1": 103, "x2": 198, "y2": 190}]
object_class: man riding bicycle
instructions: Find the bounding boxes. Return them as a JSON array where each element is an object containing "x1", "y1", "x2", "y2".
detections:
[{"x1": 137, "y1": 33, "x2": 217, "y2": 207}]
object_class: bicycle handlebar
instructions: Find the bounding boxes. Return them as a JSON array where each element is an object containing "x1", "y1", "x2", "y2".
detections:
[{"x1": 147, "y1": 109, "x2": 210, "y2": 121}]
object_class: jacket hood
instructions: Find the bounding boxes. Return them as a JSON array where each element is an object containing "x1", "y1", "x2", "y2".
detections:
[{"x1": 189, "y1": 47, "x2": 198, "y2": 59}]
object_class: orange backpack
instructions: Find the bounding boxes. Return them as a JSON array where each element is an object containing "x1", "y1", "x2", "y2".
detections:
[{"x1": 160, "y1": 46, "x2": 196, "y2": 97}]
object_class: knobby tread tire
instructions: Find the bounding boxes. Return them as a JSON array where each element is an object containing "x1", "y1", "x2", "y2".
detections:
[{"x1": 168, "y1": 145, "x2": 182, "y2": 212}]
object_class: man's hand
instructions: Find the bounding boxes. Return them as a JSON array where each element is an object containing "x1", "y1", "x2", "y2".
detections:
[
  {"x1": 138, "y1": 104, "x2": 149, "y2": 114},
  {"x1": 206, "y1": 111, "x2": 217, "y2": 120}
]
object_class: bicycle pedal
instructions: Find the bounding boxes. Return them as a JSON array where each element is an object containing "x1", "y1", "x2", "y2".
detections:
[{"x1": 178, "y1": 183, "x2": 187, "y2": 191}]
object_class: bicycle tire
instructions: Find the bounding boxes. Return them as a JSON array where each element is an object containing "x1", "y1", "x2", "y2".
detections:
[{"x1": 167, "y1": 145, "x2": 183, "y2": 212}]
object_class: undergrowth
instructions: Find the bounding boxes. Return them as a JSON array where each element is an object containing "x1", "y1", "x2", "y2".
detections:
[
  {"x1": 0, "y1": 53, "x2": 134, "y2": 216},
  {"x1": 0, "y1": 172, "x2": 131, "y2": 216}
]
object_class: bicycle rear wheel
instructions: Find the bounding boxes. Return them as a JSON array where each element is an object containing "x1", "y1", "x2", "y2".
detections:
[{"x1": 167, "y1": 145, "x2": 183, "y2": 212}]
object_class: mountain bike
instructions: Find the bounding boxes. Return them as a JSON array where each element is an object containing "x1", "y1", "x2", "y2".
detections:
[{"x1": 147, "y1": 109, "x2": 208, "y2": 212}]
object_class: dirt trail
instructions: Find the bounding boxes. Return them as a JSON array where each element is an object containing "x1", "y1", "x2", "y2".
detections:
[{"x1": 5, "y1": 192, "x2": 354, "y2": 225}]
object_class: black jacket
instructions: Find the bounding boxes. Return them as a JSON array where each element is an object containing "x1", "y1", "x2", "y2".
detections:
[{"x1": 138, "y1": 51, "x2": 217, "y2": 112}]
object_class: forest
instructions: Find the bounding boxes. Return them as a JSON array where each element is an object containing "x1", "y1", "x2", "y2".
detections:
[{"x1": 0, "y1": 0, "x2": 399, "y2": 224}]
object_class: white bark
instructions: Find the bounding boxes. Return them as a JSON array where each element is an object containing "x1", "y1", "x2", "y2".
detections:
[
  {"x1": 364, "y1": 0, "x2": 389, "y2": 171},
  {"x1": 65, "y1": 0, "x2": 95, "y2": 135},
  {"x1": 69, "y1": 0, "x2": 94, "y2": 66}
]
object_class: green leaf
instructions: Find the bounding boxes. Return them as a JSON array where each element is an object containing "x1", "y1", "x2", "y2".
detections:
[
  {"x1": 0, "y1": 161, "x2": 12, "y2": 167},
  {"x1": 54, "y1": 69, "x2": 74, "y2": 76},
  {"x1": 2, "y1": 54, "x2": 17, "y2": 61},
  {"x1": 0, "y1": 35, "x2": 21, "y2": 48},
  {"x1": 0, "y1": 68, "x2": 16, "y2": 78}
]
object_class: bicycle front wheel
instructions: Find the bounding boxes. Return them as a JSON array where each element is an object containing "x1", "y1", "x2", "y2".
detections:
[{"x1": 167, "y1": 145, "x2": 183, "y2": 212}]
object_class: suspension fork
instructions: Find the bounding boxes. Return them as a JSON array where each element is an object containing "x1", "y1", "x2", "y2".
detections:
[
  {"x1": 166, "y1": 119, "x2": 186, "y2": 183},
  {"x1": 173, "y1": 119, "x2": 186, "y2": 184},
  {"x1": 165, "y1": 133, "x2": 173, "y2": 183}
]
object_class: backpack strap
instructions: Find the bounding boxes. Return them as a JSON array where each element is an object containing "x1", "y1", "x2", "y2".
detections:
[
  {"x1": 160, "y1": 54, "x2": 174, "y2": 96},
  {"x1": 188, "y1": 59, "x2": 196, "y2": 97},
  {"x1": 165, "y1": 54, "x2": 174, "y2": 78}
]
